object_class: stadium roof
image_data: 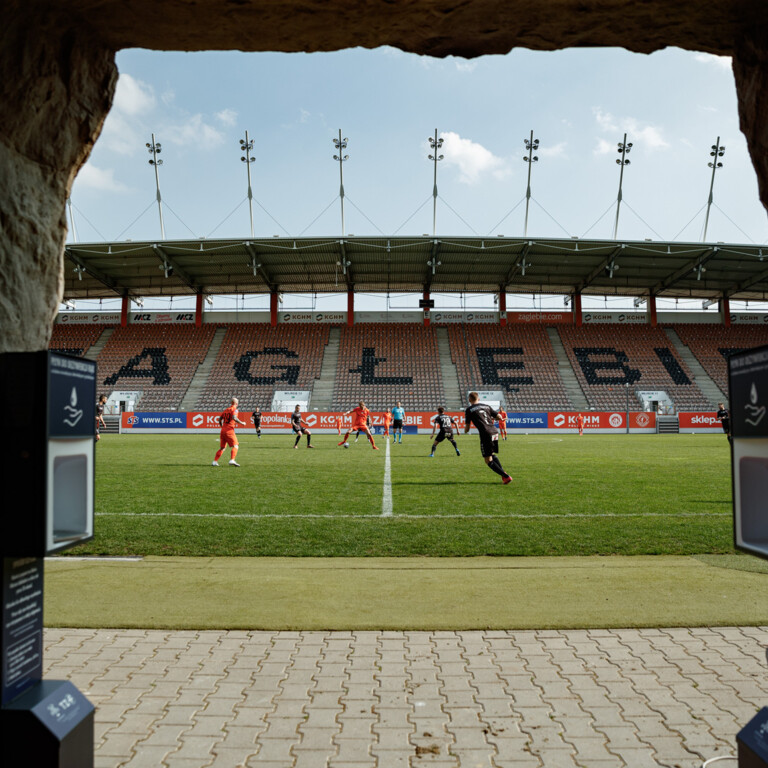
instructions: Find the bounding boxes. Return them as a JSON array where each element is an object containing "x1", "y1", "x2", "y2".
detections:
[{"x1": 63, "y1": 235, "x2": 768, "y2": 302}]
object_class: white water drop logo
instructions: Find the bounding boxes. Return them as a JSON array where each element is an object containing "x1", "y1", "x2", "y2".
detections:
[
  {"x1": 63, "y1": 386, "x2": 84, "y2": 427},
  {"x1": 744, "y1": 382, "x2": 766, "y2": 427}
]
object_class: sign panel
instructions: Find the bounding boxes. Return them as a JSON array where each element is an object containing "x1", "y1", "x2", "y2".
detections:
[
  {"x1": 729, "y1": 344, "x2": 768, "y2": 561},
  {"x1": 549, "y1": 411, "x2": 625, "y2": 429},
  {"x1": 431, "y1": 312, "x2": 497, "y2": 323},
  {"x1": 122, "y1": 412, "x2": 187, "y2": 429},
  {"x1": 729, "y1": 345, "x2": 768, "y2": 438},
  {"x1": 2, "y1": 557, "x2": 43, "y2": 705},
  {"x1": 506, "y1": 311, "x2": 572, "y2": 324},
  {"x1": 56, "y1": 313, "x2": 121, "y2": 324},
  {"x1": 678, "y1": 412, "x2": 721, "y2": 430},
  {"x1": 279, "y1": 312, "x2": 347, "y2": 323},
  {"x1": 48, "y1": 353, "x2": 97, "y2": 439},
  {"x1": 130, "y1": 312, "x2": 195, "y2": 324},
  {"x1": 582, "y1": 312, "x2": 646, "y2": 324}
]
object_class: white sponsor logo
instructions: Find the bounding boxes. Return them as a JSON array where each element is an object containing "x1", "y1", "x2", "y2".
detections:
[
  {"x1": 305, "y1": 414, "x2": 317, "y2": 427},
  {"x1": 553, "y1": 414, "x2": 565, "y2": 427},
  {"x1": 609, "y1": 413, "x2": 623, "y2": 427},
  {"x1": 63, "y1": 387, "x2": 83, "y2": 427},
  {"x1": 745, "y1": 382, "x2": 767, "y2": 426},
  {"x1": 192, "y1": 413, "x2": 204, "y2": 427},
  {"x1": 636, "y1": 413, "x2": 650, "y2": 428}
]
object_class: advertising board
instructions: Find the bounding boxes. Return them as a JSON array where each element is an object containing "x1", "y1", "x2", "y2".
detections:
[{"x1": 121, "y1": 410, "x2": 656, "y2": 434}]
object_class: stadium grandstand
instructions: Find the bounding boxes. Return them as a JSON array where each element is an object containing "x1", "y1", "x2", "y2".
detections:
[{"x1": 57, "y1": 235, "x2": 768, "y2": 419}]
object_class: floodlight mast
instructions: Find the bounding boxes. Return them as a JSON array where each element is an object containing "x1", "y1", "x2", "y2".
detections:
[
  {"x1": 240, "y1": 130, "x2": 256, "y2": 238},
  {"x1": 428, "y1": 129, "x2": 444, "y2": 236},
  {"x1": 612, "y1": 133, "x2": 632, "y2": 240},
  {"x1": 66, "y1": 197, "x2": 78, "y2": 243},
  {"x1": 333, "y1": 129, "x2": 349, "y2": 236},
  {"x1": 702, "y1": 137, "x2": 725, "y2": 243},
  {"x1": 146, "y1": 133, "x2": 166, "y2": 240},
  {"x1": 523, "y1": 130, "x2": 539, "y2": 237}
]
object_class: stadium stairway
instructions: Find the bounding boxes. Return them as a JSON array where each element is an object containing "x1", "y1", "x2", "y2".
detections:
[
  {"x1": 85, "y1": 327, "x2": 113, "y2": 361},
  {"x1": 664, "y1": 327, "x2": 726, "y2": 406},
  {"x1": 435, "y1": 327, "x2": 463, "y2": 409},
  {"x1": 179, "y1": 326, "x2": 227, "y2": 411},
  {"x1": 309, "y1": 326, "x2": 340, "y2": 411},
  {"x1": 546, "y1": 327, "x2": 589, "y2": 410}
]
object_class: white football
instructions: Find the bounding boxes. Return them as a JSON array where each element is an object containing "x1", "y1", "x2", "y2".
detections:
[{"x1": 343, "y1": 442, "x2": 350, "y2": 448}]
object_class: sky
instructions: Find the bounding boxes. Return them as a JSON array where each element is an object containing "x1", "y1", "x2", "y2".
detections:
[{"x1": 66, "y1": 44, "x2": 768, "y2": 313}]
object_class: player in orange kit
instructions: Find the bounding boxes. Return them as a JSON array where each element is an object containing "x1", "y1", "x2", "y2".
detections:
[
  {"x1": 577, "y1": 412, "x2": 585, "y2": 436},
  {"x1": 497, "y1": 406, "x2": 508, "y2": 440},
  {"x1": 338, "y1": 401, "x2": 379, "y2": 450},
  {"x1": 336, "y1": 414, "x2": 343, "y2": 435},
  {"x1": 383, "y1": 408, "x2": 393, "y2": 441},
  {"x1": 212, "y1": 397, "x2": 246, "y2": 466}
]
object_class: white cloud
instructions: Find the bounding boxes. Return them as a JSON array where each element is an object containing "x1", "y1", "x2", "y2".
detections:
[
  {"x1": 592, "y1": 108, "x2": 669, "y2": 154},
  {"x1": 452, "y1": 58, "x2": 478, "y2": 73},
  {"x1": 299, "y1": 108, "x2": 311, "y2": 123},
  {"x1": 164, "y1": 114, "x2": 225, "y2": 150},
  {"x1": 113, "y1": 73, "x2": 155, "y2": 116},
  {"x1": 75, "y1": 163, "x2": 129, "y2": 193},
  {"x1": 438, "y1": 131, "x2": 510, "y2": 184},
  {"x1": 539, "y1": 141, "x2": 567, "y2": 159},
  {"x1": 216, "y1": 108, "x2": 238, "y2": 126},
  {"x1": 694, "y1": 53, "x2": 732, "y2": 71}
]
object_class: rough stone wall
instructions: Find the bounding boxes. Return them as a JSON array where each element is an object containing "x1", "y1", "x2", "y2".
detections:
[
  {"x1": 3, "y1": 0, "x2": 768, "y2": 352},
  {"x1": 1, "y1": 5, "x2": 116, "y2": 352}
]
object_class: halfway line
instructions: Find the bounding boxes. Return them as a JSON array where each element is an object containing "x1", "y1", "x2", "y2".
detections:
[{"x1": 381, "y1": 437, "x2": 393, "y2": 517}]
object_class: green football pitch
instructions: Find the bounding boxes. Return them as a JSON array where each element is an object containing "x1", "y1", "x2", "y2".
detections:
[{"x1": 74, "y1": 432, "x2": 736, "y2": 558}]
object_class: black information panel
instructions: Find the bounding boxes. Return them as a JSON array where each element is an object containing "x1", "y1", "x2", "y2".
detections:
[
  {"x1": 1, "y1": 558, "x2": 43, "y2": 706},
  {"x1": 728, "y1": 345, "x2": 768, "y2": 438},
  {"x1": 729, "y1": 344, "x2": 768, "y2": 561},
  {"x1": 737, "y1": 707, "x2": 768, "y2": 766},
  {"x1": 48, "y1": 353, "x2": 97, "y2": 439}
]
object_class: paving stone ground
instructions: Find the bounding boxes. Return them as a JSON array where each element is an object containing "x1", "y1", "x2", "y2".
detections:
[{"x1": 44, "y1": 627, "x2": 767, "y2": 768}]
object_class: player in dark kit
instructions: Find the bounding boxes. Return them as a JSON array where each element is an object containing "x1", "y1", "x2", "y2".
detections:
[
  {"x1": 95, "y1": 395, "x2": 107, "y2": 442},
  {"x1": 716, "y1": 402, "x2": 732, "y2": 443},
  {"x1": 291, "y1": 405, "x2": 314, "y2": 449},
  {"x1": 251, "y1": 408, "x2": 262, "y2": 438},
  {"x1": 464, "y1": 392, "x2": 512, "y2": 484},
  {"x1": 430, "y1": 407, "x2": 460, "y2": 458}
]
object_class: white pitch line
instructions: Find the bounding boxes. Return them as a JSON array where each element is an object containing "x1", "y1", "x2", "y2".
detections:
[
  {"x1": 381, "y1": 438, "x2": 393, "y2": 517},
  {"x1": 96, "y1": 512, "x2": 727, "y2": 520}
]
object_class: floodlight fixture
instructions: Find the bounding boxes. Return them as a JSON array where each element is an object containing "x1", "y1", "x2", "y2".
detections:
[
  {"x1": 634, "y1": 297, "x2": 646, "y2": 307},
  {"x1": 332, "y1": 129, "x2": 349, "y2": 236},
  {"x1": 523, "y1": 130, "x2": 540, "y2": 236},
  {"x1": 73, "y1": 264, "x2": 86, "y2": 281},
  {"x1": 703, "y1": 137, "x2": 725, "y2": 242},
  {"x1": 428, "y1": 129, "x2": 445, "y2": 236},
  {"x1": 147, "y1": 133, "x2": 166, "y2": 239},
  {"x1": 612, "y1": 133, "x2": 632, "y2": 240}
]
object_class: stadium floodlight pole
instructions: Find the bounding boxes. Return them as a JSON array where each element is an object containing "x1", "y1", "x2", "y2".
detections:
[
  {"x1": 66, "y1": 196, "x2": 78, "y2": 243},
  {"x1": 333, "y1": 130, "x2": 349, "y2": 236},
  {"x1": 612, "y1": 133, "x2": 632, "y2": 240},
  {"x1": 428, "y1": 129, "x2": 444, "y2": 236},
  {"x1": 523, "y1": 130, "x2": 539, "y2": 237},
  {"x1": 240, "y1": 131, "x2": 256, "y2": 238},
  {"x1": 702, "y1": 137, "x2": 725, "y2": 243},
  {"x1": 146, "y1": 133, "x2": 166, "y2": 240}
]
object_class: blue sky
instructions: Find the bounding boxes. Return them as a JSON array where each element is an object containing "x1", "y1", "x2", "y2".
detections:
[{"x1": 67, "y1": 45, "x2": 768, "y2": 312}]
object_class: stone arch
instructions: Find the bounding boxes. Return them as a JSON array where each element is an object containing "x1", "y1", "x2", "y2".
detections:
[{"x1": 3, "y1": 0, "x2": 768, "y2": 352}]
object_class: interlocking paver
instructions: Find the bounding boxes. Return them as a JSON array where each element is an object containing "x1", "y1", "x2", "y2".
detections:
[{"x1": 41, "y1": 627, "x2": 768, "y2": 768}]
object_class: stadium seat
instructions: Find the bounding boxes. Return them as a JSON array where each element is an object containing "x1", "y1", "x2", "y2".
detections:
[
  {"x1": 445, "y1": 324, "x2": 572, "y2": 410},
  {"x1": 558, "y1": 324, "x2": 711, "y2": 411}
]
